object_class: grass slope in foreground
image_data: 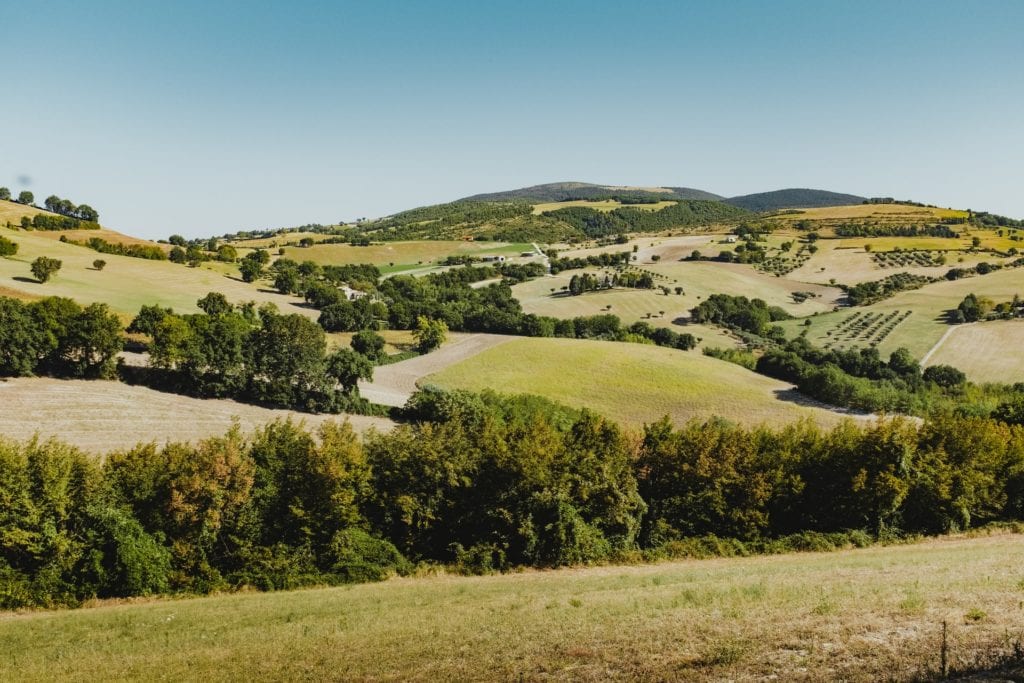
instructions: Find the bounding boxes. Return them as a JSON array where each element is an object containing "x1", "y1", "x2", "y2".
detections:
[
  {"x1": 424, "y1": 337, "x2": 852, "y2": 427},
  {"x1": 2, "y1": 533, "x2": 1020, "y2": 681}
]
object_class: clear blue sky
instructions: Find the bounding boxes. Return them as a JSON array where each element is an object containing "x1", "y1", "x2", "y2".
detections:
[{"x1": 3, "y1": 0, "x2": 1022, "y2": 239}]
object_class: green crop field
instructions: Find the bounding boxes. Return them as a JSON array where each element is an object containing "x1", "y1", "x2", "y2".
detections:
[
  {"x1": 424, "y1": 336, "x2": 853, "y2": 427},
  {"x1": 0, "y1": 226, "x2": 310, "y2": 317},
  {"x1": 278, "y1": 240, "x2": 532, "y2": 270},
  {"x1": 2, "y1": 532, "x2": 1020, "y2": 682}
]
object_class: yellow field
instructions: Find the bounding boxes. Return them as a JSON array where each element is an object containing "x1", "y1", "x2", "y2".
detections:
[
  {"x1": 776, "y1": 203, "x2": 969, "y2": 221},
  {"x1": 0, "y1": 377, "x2": 392, "y2": 453},
  {"x1": 0, "y1": 199, "x2": 47, "y2": 226},
  {"x1": 788, "y1": 240, "x2": 1011, "y2": 286},
  {"x1": 531, "y1": 199, "x2": 678, "y2": 214},
  {"x1": 425, "y1": 336, "x2": 855, "y2": 427},
  {"x1": 925, "y1": 320, "x2": 1024, "y2": 383},
  {"x1": 0, "y1": 226, "x2": 313, "y2": 317},
  {"x1": 5, "y1": 531, "x2": 1020, "y2": 681}
]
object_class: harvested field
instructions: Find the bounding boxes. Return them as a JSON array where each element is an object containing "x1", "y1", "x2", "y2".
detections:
[
  {"x1": 924, "y1": 319, "x2": 1024, "y2": 383},
  {"x1": 774, "y1": 204, "x2": 968, "y2": 221},
  {"x1": 0, "y1": 378, "x2": 393, "y2": 453}
]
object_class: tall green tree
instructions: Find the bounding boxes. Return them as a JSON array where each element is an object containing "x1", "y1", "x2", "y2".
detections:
[{"x1": 30, "y1": 257, "x2": 62, "y2": 283}]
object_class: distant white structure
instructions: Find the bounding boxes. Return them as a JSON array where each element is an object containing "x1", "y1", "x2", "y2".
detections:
[{"x1": 725, "y1": 236, "x2": 738, "y2": 243}]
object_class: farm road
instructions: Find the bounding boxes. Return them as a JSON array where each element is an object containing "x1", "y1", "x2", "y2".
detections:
[
  {"x1": 359, "y1": 333, "x2": 515, "y2": 406},
  {"x1": 920, "y1": 322, "x2": 972, "y2": 366}
]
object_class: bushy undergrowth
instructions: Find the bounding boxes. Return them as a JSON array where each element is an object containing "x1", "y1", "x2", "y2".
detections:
[{"x1": 4, "y1": 387, "x2": 1024, "y2": 609}]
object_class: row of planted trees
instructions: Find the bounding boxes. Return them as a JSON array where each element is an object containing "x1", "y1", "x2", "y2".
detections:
[{"x1": 3, "y1": 387, "x2": 1024, "y2": 609}]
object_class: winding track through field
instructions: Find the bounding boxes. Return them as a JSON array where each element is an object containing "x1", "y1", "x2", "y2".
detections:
[
  {"x1": 358, "y1": 333, "x2": 516, "y2": 406},
  {"x1": 920, "y1": 322, "x2": 972, "y2": 366}
]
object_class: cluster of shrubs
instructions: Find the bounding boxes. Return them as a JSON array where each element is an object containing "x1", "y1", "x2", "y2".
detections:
[
  {"x1": 748, "y1": 337, "x2": 1001, "y2": 415},
  {"x1": 871, "y1": 250, "x2": 946, "y2": 268},
  {"x1": 0, "y1": 296, "x2": 122, "y2": 378},
  {"x1": 6, "y1": 386, "x2": 1024, "y2": 608},
  {"x1": 20, "y1": 214, "x2": 100, "y2": 231},
  {"x1": 689, "y1": 293, "x2": 791, "y2": 337},
  {"x1": 834, "y1": 223, "x2": 960, "y2": 238},
  {"x1": 126, "y1": 294, "x2": 380, "y2": 414},
  {"x1": 61, "y1": 235, "x2": 168, "y2": 260},
  {"x1": 945, "y1": 256, "x2": 1024, "y2": 281},
  {"x1": 842, "y1": 273, "x2": 937, "y2": 305},
  {"x1": 952, "y1": 293, "x2": 1024, "y2": 323}
]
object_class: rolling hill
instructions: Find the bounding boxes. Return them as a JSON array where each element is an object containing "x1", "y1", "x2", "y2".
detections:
[
  {"x1": 724, "y1": 188, "x2": 867, "y2": 212},
  {"x1": 461, "y1": 181, "x2": 724, "y2": 203}
]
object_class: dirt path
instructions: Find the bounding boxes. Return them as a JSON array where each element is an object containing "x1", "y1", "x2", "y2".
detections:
[
  {"x1": 359, "y1": 333, "x2": 515, "y2": 406},
  {"x1": 920, "y1": 322, "x2": 969, "y2": 366},
  {"x1": 0, "y1": 377, "x2": 394, "y2": 453}
]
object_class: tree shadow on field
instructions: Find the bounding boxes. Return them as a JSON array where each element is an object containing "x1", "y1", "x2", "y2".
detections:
[
  {"x1": 12, "y1": 276, "x2": 40, "y2": 284},
  {"x1": 772, "y1": 388, "x2": 869, "y2": 417}
]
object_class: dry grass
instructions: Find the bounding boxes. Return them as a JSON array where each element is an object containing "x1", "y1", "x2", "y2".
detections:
[
  {"x1": 0, "y1": 199, "x2": 47, "y2": 226},
  {"x1": 531, "y1": 199, "x2": 677, "y2": 215},
  {"x1": 0, "y1": 377, "x2": 393, "y2": 453},
  {"x1": 925, "y1": 320, "x2": 1024, "y2": 382},
  {"x1": 278, "y1": 240, "x2": 531, "y2": 270},
  {"x1": 512, "y1": 262, "x2": 840, "y2": 335},
  {"x1": 425, "y1": 336, "x2": 857, "y2": 427},
  {"x1": 2, "y1": 532, "x2": 1021, "y2": 681},
  {"x1": 787, "y1": 240, "x2": 1010, "y2": 286},
  {"x1": 0, "y1": 225, "x2": 315, "y2": 317},
  {"x1": 777, "y1": 204, "x2": 968, "y2": 221}
]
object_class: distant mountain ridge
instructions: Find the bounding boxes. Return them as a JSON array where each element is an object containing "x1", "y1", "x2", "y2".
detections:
[
  {"x1": 459, "y1": 182, "x2": 866, "y2": 212},
  {"x1": 461, "y1": 182, "x2": 724, "y2": 203},
  {"x1": 723, "y1": 188, "x2": 867, "y2": 212}
]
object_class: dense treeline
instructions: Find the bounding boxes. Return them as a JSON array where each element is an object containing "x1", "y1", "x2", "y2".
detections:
[
  {"x1": 842, "y1": 273, "x2": 936, "y2": 305},
  {"x1": 751, "y1": 337, "x2": 1013, "y2": 416},
  {"x1": 549, "y1": 250, "x2": 631, "y2": 273},
  {"x1": 972, "y1": 211, "x2": 1024, "y2": 229},
  {"x1": 833, "y1": 223, "x2": 960, "y2": 238},
  {"x1": 43, "y1": 194, "x2": 99, "y2": 222},
  {"x1": 374, "y1": 200, "x2": 532, "y2": 229},
  {"x1": 544, "y1": 200, "x2": 749, "y2": 238},
  {"x1": 20, "y1": 214, "x2": 100, "y2": 231},
  {"x1": 5, "y1": 387, "x2": 1024, "y2": 608},
  {"x1": 0, "y1": 297, "x2": 122, "y2": 378},
  {"x1": 689, "y1": 293, "x2": 791, "y2": 336},
  {"x1": 128, "y1": 294, "x2": 378, "y2": 413},
  {"x1": 61, "y1": 236, "x2": 168, "y2": 260}
]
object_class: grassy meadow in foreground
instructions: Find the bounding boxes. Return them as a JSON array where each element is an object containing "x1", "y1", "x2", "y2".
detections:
[
  {"x1": 2, "y1": 533, "x2": 1021, "y2": 682},
  {"x1": 424, "y1": 336, "x2": 851, "y2": 427}
]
